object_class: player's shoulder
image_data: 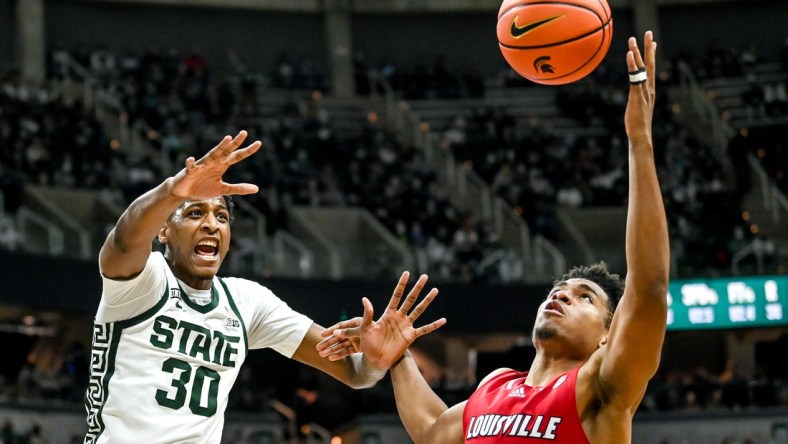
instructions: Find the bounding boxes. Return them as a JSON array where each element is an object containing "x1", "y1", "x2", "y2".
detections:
[
  {"x1": 149, "y1": 250, "x2": 167, "y2": 265},
  {"x1": 478, "y1": 367, "x2": 517, "y2": 388},
  {"x1": 218, "y1": 276, "x2": 277, "y2": 298}
]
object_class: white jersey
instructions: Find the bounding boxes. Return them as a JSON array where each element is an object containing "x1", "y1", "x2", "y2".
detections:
[{"x1": 84, "y1": 252, "x2": 312, "y2": 444}]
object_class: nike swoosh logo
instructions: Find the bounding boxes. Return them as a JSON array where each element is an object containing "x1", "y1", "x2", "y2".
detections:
[{"x1": 510, "y1": 14, "x2": 564, "y2": 38}]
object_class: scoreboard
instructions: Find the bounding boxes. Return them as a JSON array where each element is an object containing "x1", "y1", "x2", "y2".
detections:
[{"x1": 667, "y1": 276, "x2": 788, "y2": 331}]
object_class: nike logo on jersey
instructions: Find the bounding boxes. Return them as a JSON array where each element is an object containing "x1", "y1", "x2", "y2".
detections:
[
  {"x1": 466, "y1": 414, "x2": 562, "y2": 440},
  {"x1": 510, "y1": 15, "x2": 563, "y2": 38}
]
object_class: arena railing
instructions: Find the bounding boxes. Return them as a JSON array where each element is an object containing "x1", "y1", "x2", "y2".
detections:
[
  {"x1": 533, "y1": 234, "x2": 566, "y2": 280},
  {"x1": 52, "y1": 54, "x2": 169, "y2": 170},
  {"x1": 748, "y1": 154, "x2": 788, "y2": 224},
  {"x1": 676, "y1": 60, "x2": 788, "y2": 273},
  {"x1": 676, "y1": 61, "x2": 735, "y2": 174},
  {"x1": 369, "y1": 70, "x2": 566, "y2": 282},
  {"x1": 22, "y1": 187, "x2": 91, "y2": 260},
  {"x1": 16, "y1": 206, "x2": 65, "y2": 257},
  {"x1": 272, "y1": 230, "x2": 316, "y2": 279},
  {"x1": 225, "y1": 196, "x2": 279, "y2": 277},
  {"x1": 369, "y1": 68, "x2": 569, "y2": 283}
]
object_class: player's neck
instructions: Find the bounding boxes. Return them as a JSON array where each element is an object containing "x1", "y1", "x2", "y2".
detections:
[
  {"x1": 171, "y1": 268, "x2": 214, "y2": 290},
  {"x1": 165, "y1": 256, "x2": 215, "y2": 290},
  {"x1": 526, "y1": 351, "x2": 584, "y2": 387}
]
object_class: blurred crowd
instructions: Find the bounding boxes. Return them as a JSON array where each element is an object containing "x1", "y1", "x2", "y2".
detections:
[
  {"x1": 644, "y1": 361, "x2": 788, "y2": 413},
  {"x1": 1, "y1": 40, "x2": 782, "y2": 283}
]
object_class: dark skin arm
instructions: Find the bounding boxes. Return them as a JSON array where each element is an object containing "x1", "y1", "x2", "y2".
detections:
[
  {"x1": 592, "y1": 31, "x2": 670, "y2": 409},
  {"x1": 317, "y1": 274, "x2": 459, "y2": 443},
  {"x1": 307, "y1": 272, "x2": 446, "y2": 388}
]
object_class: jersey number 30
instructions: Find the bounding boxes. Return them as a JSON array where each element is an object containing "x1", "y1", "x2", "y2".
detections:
[{"x1": 156, "y1": 357, "x2": 220, "y2": 417}]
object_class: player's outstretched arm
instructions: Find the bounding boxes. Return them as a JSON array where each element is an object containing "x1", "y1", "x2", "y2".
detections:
[
  {"x1": 304, "y1": 272, "x2": 446, "y2": 388},
  {"x1": 314, "y1": 273, "x2": 461, "y2": 441},
  {"x1": 99, "y1": 131, "x2": 261, "y2": 279},
  {"x1": 390, "y1": 351, "x2": 466, "y2": 444},
  {"x1": 599, "y1": 31, "x2": 670, "y2": 406}
]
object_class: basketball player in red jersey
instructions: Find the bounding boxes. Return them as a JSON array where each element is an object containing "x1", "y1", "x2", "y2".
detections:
[{"x1": 317, "y1": 31, "x2": 666, "y2": 443}]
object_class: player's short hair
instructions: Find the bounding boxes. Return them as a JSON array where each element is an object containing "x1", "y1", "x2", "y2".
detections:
[
  {"x1": 555, "y1": 262, "x2": 624, "y2": 328},
  {"x1": 222, "y1": 195, "x2": 235, "y2": 224}
]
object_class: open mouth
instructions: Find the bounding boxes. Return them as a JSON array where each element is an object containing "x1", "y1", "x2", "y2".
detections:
[
  {"x1": 194, "y1": 239, "x2": 219, "y2": 258},
  {"x1": 544, "y1": 301, "x2": 565, "y2": 316}
]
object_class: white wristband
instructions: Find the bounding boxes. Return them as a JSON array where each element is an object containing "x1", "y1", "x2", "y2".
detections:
[{"x1": 351, "y1": 353, "x2": 388, "y2": 387}]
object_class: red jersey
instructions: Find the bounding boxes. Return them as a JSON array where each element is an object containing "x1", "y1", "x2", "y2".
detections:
[{"x1": 463, "y1": 368, "x2": 590, "y2": 443}]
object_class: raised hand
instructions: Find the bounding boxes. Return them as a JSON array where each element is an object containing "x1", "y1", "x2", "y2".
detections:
[
  {"x1": 170, "y1": 130, "x2": 262, "y2": 200},
  {"x1": 317, "y1": 272, "x2": 446, "y2": 369},
  {"x1": 625, "y1": 31, "x2": 657, "y2": 147}
]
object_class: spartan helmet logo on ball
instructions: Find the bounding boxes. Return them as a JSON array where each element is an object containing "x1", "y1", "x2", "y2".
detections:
[{"x1": 533, "y1": 56, "x2": 555, "y2": 74}]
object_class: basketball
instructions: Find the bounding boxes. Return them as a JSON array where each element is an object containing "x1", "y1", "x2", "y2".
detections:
[{"x1": 497, "y1": 0, "x2": 613, "y2": 85}]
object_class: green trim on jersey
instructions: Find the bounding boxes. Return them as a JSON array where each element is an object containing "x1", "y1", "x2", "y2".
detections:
[
  {"x1": 219, "y1": 278, "x2": 249, "y2": 356},
  {"x1": 177, "y1": 281, "x2": 220, "y2": 313},
  {"x1": 84, "y1": 284, "x2": 170, "y2": 444}
]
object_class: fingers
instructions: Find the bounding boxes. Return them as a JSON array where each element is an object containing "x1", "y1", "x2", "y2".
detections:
[
  {"x1": 361, "y1": 297, "x2": 375, "y2": 328},
  {"x1": 644, "y1": 31, "x2": 657, "y2": 92},
  {"x1": 334, "y1": 326, "x2": 362, "y2": 339},
  {"x1": 319, "y1": 318, "x2": 363, "y2": 338},
  {"x1": 317, "y1": 337, "x2": 357, "y2": 360},
  {"x1": 414, "y1": 317, "x2": 447, "y2": 338},
  {"x1": 226, "y1": 140, "x2": 262, "y2": 165},
  {"x1": 386, "y1": 272, "x2": 441, "y2": 324},
  {"x1": 387, "y1": 271, "x2": 410, "y2": 310},
  {"x1": 316, "y1": 334, "x2": 344, "y2": 352},
  {"x1": 317, "y1": 319, "x2": 361, "y2": 357},
  {"x1": 628, "y1": 31, "x2": 657, "y2": 91},
  {"x1": 184, "y1": 156, "x2": 196, "y2": 171},
  {"x1": 407, "y1": 288, "x2": 439, "y2": 323},
  {"x1": 399, "y1": 274, "x2": 428, "y2": 314},
  {"x1": 206, "y1": 130, "x2": 260, "y2": 164},
  {"x1": 207, "y1": 134, "x2": 236, "y2": 161},
  {"x1": 325, "y1": 345, "x2": 356, "y2": 361},
  {"x1": 626, "y1": 48, "x2": 638, "y2": 73},
  {"x1": 627, "y1": 37, "x2": 646, "y2": 71},
  {"x1": 626, "y1": 31, "x2": 657, "y2": 100},
  {"x1": 222, "y1": 131, "x2": 249, "y2": 157},
  {"x1": 222, "y1": 182, "x2": 259, "y2": 196}
]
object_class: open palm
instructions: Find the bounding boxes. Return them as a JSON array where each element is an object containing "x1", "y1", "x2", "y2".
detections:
[
  {"x1": 170, "y1": 130, "x2": 261, "y2": 200},
  {"x1": 317, "y1": 272, "x2": 446, "y2": 370}
]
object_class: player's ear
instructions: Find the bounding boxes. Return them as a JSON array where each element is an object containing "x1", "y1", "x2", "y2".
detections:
[
  {"x1": 598, "y1": 336, "x2": 608, "y2": 348},
  {"x1": 158, "y1": 225, "x2": 169, "y2": 244}
]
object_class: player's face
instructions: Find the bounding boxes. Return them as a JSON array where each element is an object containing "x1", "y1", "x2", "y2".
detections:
[
  {"x1": 160, "y1": 198, "x2": 232, "y2": 289},
  {"x1": 532, "y1": 278, "x2": 610, "y2": 355}
]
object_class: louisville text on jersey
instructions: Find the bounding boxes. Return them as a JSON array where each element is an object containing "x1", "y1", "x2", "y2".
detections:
[{"x1": 466, "y1": 414, "x2": 563, "y2": 440}]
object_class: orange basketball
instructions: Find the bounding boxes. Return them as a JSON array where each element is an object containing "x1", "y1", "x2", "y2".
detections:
[{"x1": 497, "y1": 0, "x2": 613, "y2": 85}]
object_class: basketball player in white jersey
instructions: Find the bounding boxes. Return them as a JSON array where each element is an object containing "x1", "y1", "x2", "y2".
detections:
[{"x1": 83, "y1": 131, "x2": 445, "y2": 443}]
